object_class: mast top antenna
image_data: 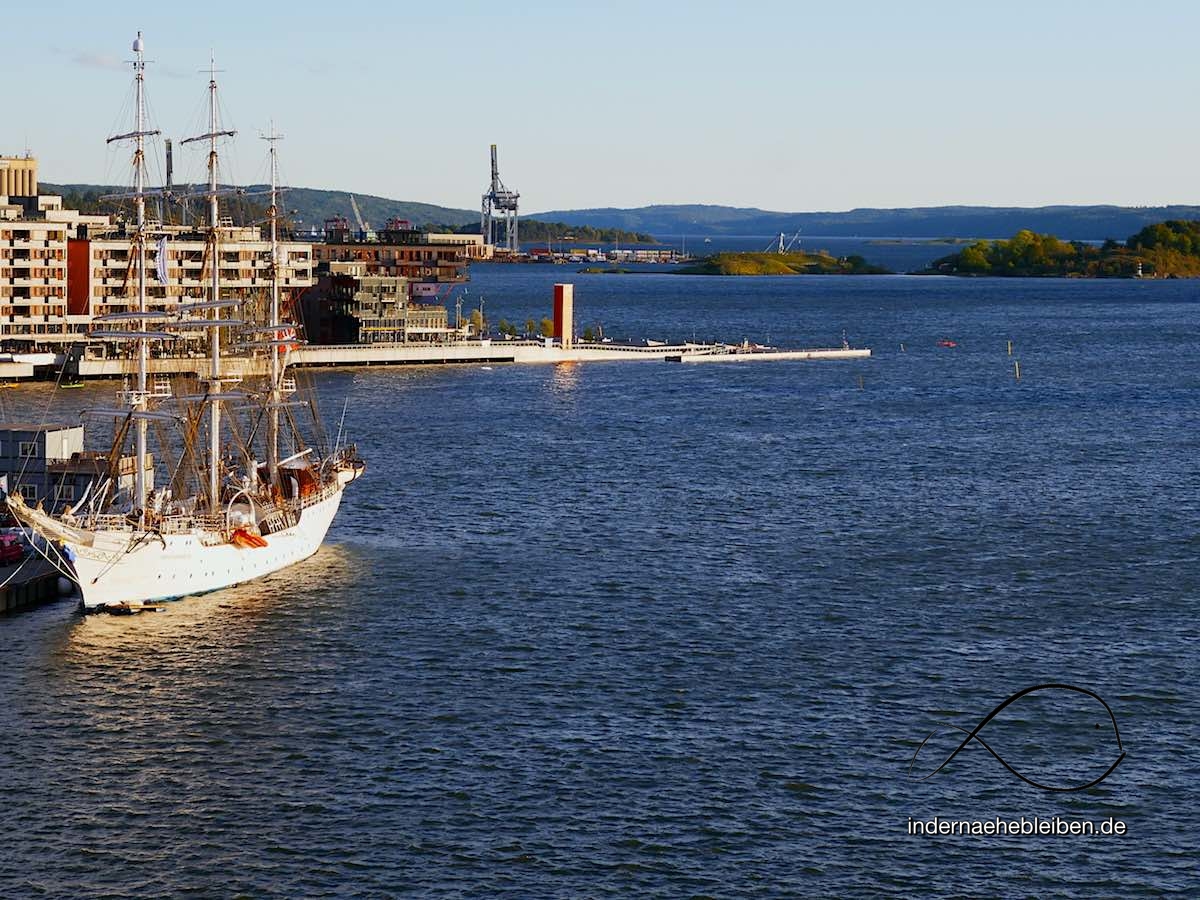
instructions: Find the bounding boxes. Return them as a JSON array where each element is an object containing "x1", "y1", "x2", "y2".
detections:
[{"x1": 205, "y1": 50, "x2": 226, "y2": 80}]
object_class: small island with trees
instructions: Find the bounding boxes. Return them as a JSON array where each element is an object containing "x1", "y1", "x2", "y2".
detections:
[
  {"x1": 447, "y1": 219, "x2": 657, "y2": 246},
  {"x1": 676, "y1": 250, "x2": 890, "y2": 276},
  {"x1": 921, "y1": 220, "x2": 1200, "y2": 278}
]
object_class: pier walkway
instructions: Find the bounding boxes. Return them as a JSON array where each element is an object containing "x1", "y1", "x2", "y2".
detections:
[{"x1": 2, "y1": 340, "x2": 870, "y2": 381}]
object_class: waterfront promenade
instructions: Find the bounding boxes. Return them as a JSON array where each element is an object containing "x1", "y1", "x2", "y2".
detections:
[{"x1": 0, "y1": 340, "x2": 869, "y2": 381}]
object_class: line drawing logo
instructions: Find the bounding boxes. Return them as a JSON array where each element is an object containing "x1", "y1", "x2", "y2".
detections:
[{"x1": 909, "y1": 683, "x2": 1125, "y2": 792}]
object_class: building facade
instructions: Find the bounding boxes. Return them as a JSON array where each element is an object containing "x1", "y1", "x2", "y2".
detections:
[
  {"x1": 1, "y1": 158, "x2": 315, "y2": 353},
  {"x1": 0, "y1": 423, "x2": 147, "y2": 513},
  {"x1": 424, "y1": 233, "x2": 492, "y2": 260},
  {"x1": 314, "y1": 218, "x2": 470, "y2": 283},
  {"x1": 73, "y1": 224, "x2": 313, "y2": 336},
  {"x1": 0, "y1": 202, "x2": 72, "y2": 347},
  {"x1": 298, "y1": 264, "x2": 456, "y2": 346},
  {"x1": 0, "y1": 156, "x2": 37, "y2": 197}
]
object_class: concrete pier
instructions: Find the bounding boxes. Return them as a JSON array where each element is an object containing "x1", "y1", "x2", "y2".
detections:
[
  {"x1": 667, "y1": 348, "x2": 872, "y2": 363},
  {"x1": 66, "y1": 340, "x2": 728, "y2": 378},
  {"x1": 0, "y1": 557, "x2": 65, "y2": 614},
  {"x1": 12, "y1": 340, "x2": 872, "y2": 380},
  {"x1": 0, "y1": 361, "x2": 34, "y2": 380},
  {"x1": 75, "y1": 354, "x2": 269, "y2": 379},
  {"x1": 291, "y1": 340, "x2": 719, "y2": 367}
]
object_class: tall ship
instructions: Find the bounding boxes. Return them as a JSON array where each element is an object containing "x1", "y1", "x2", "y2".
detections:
[{"x1": 5, "y1": 33, "x2": 363, "y2": 612}]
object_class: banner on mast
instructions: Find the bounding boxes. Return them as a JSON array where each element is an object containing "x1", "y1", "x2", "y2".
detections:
[{"x1": 155, "y1": 235, "x2": 169, "y2": 284}]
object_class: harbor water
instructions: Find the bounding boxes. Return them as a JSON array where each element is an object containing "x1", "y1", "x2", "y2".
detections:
[{"x1": 2, "y1": 268, "x2": 1199, "y2": 896}]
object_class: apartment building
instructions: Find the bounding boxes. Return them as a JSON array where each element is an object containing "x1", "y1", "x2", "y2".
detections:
[
  {"x1": 1, "y1": 157, "x2": 315, "y2": 353},
  {"x1": 298, "y1": 261, "x2": 455, "y2": 346},
  {"x1": 314, "y1": 217, "x2": 470, "y2": 283},
  {"x1": 0, "y1": 202, "x2": 73, "y2": 347},
  {"x1": 74, "y1": 224, "x2": 314, "y2": 319}
]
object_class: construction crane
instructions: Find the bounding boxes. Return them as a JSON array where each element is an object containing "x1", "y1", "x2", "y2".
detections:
[
  {"x1": 481, "y1": 144, "x2": 520, "y2": 252},
  {"x1": 348, "y1": 194, "x2": 369, "y2": 234}
]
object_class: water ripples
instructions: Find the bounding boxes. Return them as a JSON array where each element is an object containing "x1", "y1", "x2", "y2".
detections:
[{"x1": 3, "y1": 274, "x2": 1200, "y2": 896}]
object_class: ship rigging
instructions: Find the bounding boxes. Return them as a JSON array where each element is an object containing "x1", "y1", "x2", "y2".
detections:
[{"x1": 6, "y1": 32, "x2": 364, "y2": 612}]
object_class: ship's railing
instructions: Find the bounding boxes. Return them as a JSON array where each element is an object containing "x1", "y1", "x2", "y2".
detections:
[
  {"x1": 85, "y1": 512, "x2": 228, "y2": 534},
  {"x1": 257, "y1": 506, "x2": 297, "y2": 535},
  {"x1": 84, "y1": 514, "x2": 138, "y2": 532},
  {"x1": 80, "y1": 481, "x2": 340, "y2": 534},
  {"x1": 158, "y1": 514, "x2": 228, "y2": 534},
  {"x1": 289, "y1": 480, "x2": 341, "y2": 512}
]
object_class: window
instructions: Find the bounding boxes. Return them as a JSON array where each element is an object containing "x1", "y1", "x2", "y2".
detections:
[
  {"x1": 19, "y1": 441, "x2": 38, "y2": 458},
  {"x1": 18, "y1": 484, "x2": 38, "y2": 501},
  {"x1": 55, "y1": 484, "x2": 74, "y2": 502}
]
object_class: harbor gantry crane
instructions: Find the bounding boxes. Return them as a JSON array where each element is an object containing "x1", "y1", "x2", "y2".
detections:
[{"x1": 481, "y1": 144, "x2": 520, "y2": 252}]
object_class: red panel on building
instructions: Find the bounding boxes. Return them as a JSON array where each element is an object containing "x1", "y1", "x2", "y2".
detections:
[{"x1": 67, "y1": 238, "x2": 91, "y2": 316}]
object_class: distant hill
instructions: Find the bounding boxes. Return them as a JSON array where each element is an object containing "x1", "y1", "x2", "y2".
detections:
[
  {"x1": 40, "y1": 185, "x2": 1200, "y2": 242},
  {"x1": 529, "y1": 203, "x2": 1200, "y2": 241},
  {"x1": 276, "y1": 188, "x2": 478, "y2": 229},
  {"x1": 42, "y1": 183, "x2": 479, "y2": 230}
]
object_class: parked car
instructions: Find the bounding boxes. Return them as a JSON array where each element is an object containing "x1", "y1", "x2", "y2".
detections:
[{"x1": 0, "y1": 533, "x2": 25, "y2": 565}]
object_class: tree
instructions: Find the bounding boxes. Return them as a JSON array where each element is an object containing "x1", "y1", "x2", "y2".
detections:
[
  {"x1": 469, "y1": 309, "x2": 484, "y2": 333},
  {"x1": 582, "y1": 326, "x2": 595, "y2": 342},
  {"x1": 539, "y1": 317, "x2": 554, "y2": 338},
  {"x1": 524, "y1": 318, "x2": 536, "y2": 336},
  {"x1": 958, "y1": 241, "x2": 991, "y2": 273}
]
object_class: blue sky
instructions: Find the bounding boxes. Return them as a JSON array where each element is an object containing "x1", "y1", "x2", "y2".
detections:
[{"x1": 7, "y1": 0, "x2": 1200, "y2": 212}]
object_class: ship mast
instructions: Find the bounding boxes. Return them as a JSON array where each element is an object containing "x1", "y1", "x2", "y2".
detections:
[
  {"x1": 132, "y1": 35, "x2": 149, "y2": 520},
  {"x1": 206, "y1": 57, "x2": 222, "y2": 510},
  {"x1": 95, "y1": 33, "x2": 164, "y2": 524},
  {"x1": 182, "y1": 54, "x2": 236, "y2": 509},
  {"x1": 263, "y1": 122, "x2": 282, "y2": 488}
]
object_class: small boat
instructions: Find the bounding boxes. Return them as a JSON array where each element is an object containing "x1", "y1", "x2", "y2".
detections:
[
  {"x1": 936, "y1": 339, "x2": 957, "y2": 348},
  {"x1": 60, "y1": 381, "x2": 85, "y2": 389}
]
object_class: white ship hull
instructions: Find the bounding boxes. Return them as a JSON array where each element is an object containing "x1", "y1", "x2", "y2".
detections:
[
  {"x1": 26, "y1": 38, "x2": 366, "y2": 614},
  {"x1": 67, "y1": 487, "x2": 343, "y2": 609}
]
